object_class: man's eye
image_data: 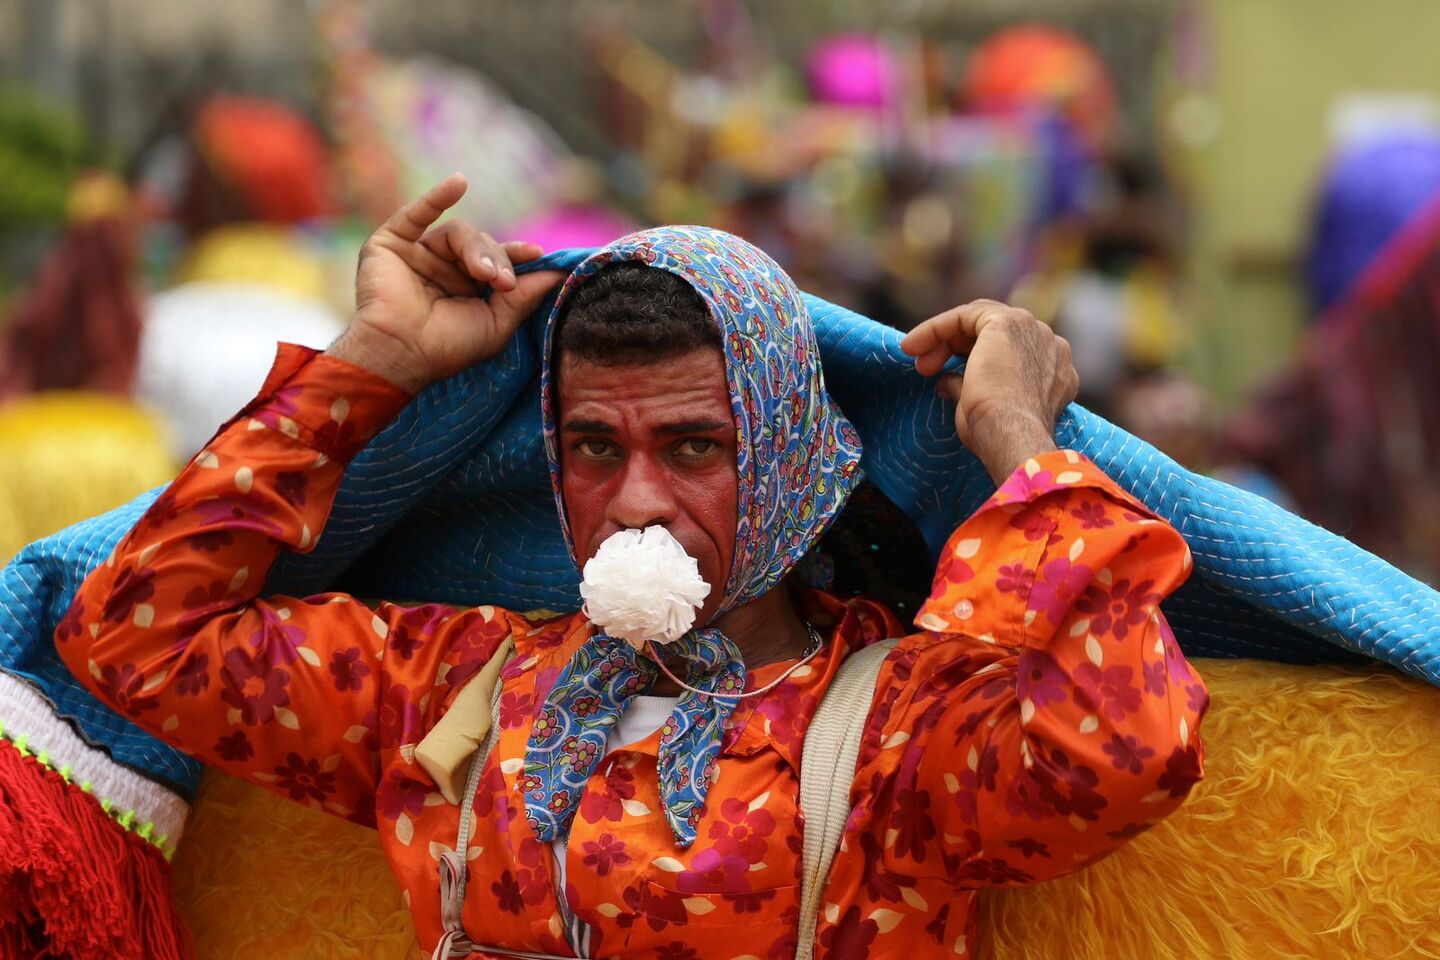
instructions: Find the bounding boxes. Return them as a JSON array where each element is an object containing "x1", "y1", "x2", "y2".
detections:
[
  {"x1": 676, "y1": 438, "x2": 718, "y2": 457},
  {"x1": 576, "y1": 440, "x2": 616, "y2": 458}
]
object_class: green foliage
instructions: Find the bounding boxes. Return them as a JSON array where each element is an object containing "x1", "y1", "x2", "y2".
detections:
[{"x1": 0, "y1": 91, "x2": 87, "y2": 229}]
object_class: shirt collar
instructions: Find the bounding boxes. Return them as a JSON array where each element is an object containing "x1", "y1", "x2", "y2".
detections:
[
  {"x1": 720, "y1": 591, "x2": 901, "y2": 773},
  {"x1": 527, "y1": 592, "x2": 902, "y2": 773}
]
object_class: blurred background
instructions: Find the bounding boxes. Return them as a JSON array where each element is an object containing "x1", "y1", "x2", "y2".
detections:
[{"x1": 1, "y1": 0, "x2": 1438, "y2": 586}]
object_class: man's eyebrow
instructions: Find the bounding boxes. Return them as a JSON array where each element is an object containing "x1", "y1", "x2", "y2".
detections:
[
  {"x1": 561, "y1": 418, "x2": 616, "y2": 434},
  {"x1": 657, "y1": 419, "x2": 730, "y2": 436}
]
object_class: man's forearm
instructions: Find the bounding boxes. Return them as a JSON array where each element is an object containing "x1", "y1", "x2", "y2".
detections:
[
  {"x1": 55, "y1": 344, "x2": 422, "y2": 810},
  {"x1": 966, "y1": 407, "x2": 1060, "y2": 486},
  {"x1": 326, "y1": 325, "x2": 433, "y2": 395},
  {"x1": 58, "y1": 343, "x2": 412, "y2": 686}
]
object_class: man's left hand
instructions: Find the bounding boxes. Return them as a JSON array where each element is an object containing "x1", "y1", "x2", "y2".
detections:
[{"x1": 900, "y1": 300, "x2": 1079, "y2": 484}]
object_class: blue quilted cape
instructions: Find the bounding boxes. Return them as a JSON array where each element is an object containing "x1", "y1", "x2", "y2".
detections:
[{"x1": 3, "y1": 248, "x2": 1437, "y2": 797}]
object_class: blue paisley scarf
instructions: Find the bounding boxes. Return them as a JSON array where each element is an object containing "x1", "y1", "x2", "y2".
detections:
[{"x1": 523, "y1": 226, "x2": 864, "y2": 846}]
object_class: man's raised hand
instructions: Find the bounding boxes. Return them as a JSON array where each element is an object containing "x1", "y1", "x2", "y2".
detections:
[
  {"x1": 331, "y1": 174, "x2": 565, "y2": 392},
  {"x1": 901, "y1": 299, "x2": 1079, "y2": 484}
]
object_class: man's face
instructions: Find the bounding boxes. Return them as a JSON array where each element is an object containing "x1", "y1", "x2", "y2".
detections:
[{"x1": 557, "y1": 347, "x2": 739, "y2": 627}]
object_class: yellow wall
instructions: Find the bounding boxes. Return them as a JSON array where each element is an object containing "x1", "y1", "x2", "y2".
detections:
[{"x1": 1188, "y1": 0, "x2": 1440, "y2": 405}]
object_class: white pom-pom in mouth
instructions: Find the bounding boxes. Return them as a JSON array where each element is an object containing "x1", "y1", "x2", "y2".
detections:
[{"x1": 579, "y1": 526, "x2": 712, "y2": 650}]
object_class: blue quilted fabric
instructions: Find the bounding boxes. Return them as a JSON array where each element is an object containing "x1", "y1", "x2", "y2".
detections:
[{"x1": 4, "y1": 247, "x2": 1436, "y2": 796}]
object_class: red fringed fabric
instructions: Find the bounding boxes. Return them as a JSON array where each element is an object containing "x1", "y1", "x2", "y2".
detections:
[{"x1": 0, "y1": 738, "x2": 190, "y2": 959}]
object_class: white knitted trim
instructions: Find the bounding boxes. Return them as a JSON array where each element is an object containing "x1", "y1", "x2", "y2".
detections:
[{"x1": 0, "y1": 670, "x2": 189, "y2": 855}]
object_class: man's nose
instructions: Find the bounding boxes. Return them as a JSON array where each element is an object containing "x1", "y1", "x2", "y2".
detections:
[{"x1": 607, "y1": 453, "x2": 678, "y2": 530}]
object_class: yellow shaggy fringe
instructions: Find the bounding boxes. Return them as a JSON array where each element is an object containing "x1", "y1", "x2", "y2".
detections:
[
  {"x1": 171, "y1": 659, "x2": 1440, "y2": 958},
  {"x1": 171, "y1": 773, "x2": 415, "y2": 959},
  {"x1": 982, "y1": 659, "x2": 1440, "y2": 959}
]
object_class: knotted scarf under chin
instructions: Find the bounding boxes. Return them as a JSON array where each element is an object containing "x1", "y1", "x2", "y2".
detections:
[{"x1": 522, "y1": 628, "x2": 745, "y2": 847}]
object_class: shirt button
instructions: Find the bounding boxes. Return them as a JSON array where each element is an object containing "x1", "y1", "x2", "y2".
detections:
[{"x1": 953, "y1": 599, "x2": 974, "y2": 620}]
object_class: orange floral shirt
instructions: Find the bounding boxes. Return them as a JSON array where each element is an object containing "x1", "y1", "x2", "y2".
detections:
[{"x1": 59, "y1": 346, "x2": 1208, "y2": 959}]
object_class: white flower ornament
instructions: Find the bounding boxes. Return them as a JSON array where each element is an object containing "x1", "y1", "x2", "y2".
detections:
[{"x1": 579, "y1": 526, "x2": 712, "y2": 650}]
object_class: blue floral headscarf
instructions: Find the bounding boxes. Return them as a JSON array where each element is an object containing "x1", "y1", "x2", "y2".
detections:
[{"x1": 523, "y1": 226, "x2": 863, "y2": 845}]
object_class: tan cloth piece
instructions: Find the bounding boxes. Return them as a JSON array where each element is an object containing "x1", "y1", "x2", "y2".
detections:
[{"x1": 415, "y1": 638, "x2": 515, "y2": 804}]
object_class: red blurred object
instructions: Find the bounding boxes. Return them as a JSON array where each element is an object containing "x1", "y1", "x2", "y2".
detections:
[
  {"x1": 962, "y1": 25, "x2": 1118, "y2": 147},
  {"x1": 192, "y1": 96, "x2": 333, "y2": 224},
  {"x1": 0, "y1": 175, "x2": 143, "y2": 399}
]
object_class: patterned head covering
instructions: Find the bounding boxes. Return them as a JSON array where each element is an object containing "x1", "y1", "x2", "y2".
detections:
[
  {"x1": 523, "y1": 226, "x2": 863, "y2": 846},
  {"x1": 540, "y1": 224, "x2": 863, "y2": 615}
]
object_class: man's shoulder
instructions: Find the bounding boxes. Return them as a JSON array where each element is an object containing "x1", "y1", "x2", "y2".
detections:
[{"x1": 505, "y1": 608, "x2": 590, "y2": 666}]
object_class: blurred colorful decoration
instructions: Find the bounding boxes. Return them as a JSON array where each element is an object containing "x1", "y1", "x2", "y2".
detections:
[
  {"x1": 1155, "y1": 0, "x2": 1221, "y2": 196},
  {"x1": 504, "y1": 160, "x2": 638, "y2": 250},
  {"x1": 176, "y1": 224, "x2": 331, "y2": 304},
  {"x1": 962, "y1": 24, "x2": 1118, "y2": 150},
  {"x1": 1232, "y1": 189, "x2": 1440, "y2": 582},
  {"x1": 0, "y1": 91, "x2": 87, "y2": 230},
  {"x1": 1304, "y1": 130, "x2": 1440, "y2": 315},
  {"x1": 926, "y1": 115, "x2": 1055, "y2": 290},
  {"x1": 505, "y1": 203, "x2": 637, "y2": 251},
  {"x1": 0, "y1": 173, "x2": 142, "y2": 399},
  {"x1": 1044, "y1": 248, "x2": 1187, "y2": 408},
  {"x1": 805, "y1": 34, "x2": 900, "y2": 110},
  {"x1": 363, "y1": 57, "x2": 571, "y2": 232},
  {"x1": 316, "y1": 0, "x2": 403, "y2": 225},
  {"x1": 133, "y1": 90, "x2": 351, "y2": 460},
  {"x1": 588, "y1": 25, "x2": 1109, "y2": 324},
  {"x1": 0, "y1": 393, "x2": 176, "y2": 562},
  {"x1": 188, "y1": 96, "x2": 333, "y2": 228},
  {"x1": 136, "y1": 282, "x2": 345, "y2": 460}
]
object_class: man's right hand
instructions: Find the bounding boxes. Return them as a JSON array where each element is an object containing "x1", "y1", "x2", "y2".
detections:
[{"x1": 328, "y1": 174, "x2": 566, "y2": 392}]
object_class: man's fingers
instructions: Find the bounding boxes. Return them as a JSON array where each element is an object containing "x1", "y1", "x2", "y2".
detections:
[
  {"x1": 423, "y1": 222, "x2": 505, "y2": 286},
  {"x1": 902, "y1": 300, "x2": 1030, "y2": 376},
  {"x1": 377, "y1": 173, "x2": 468, "y2": 243},
  {"x1": 502, "y1": 240, "x2": 546, "y2": 265},
  {"x1": 490, "y1": 270, "x2": 565, "y2": 332},
  {"x1": 391, "y1": 236, "x2": 477, "y2": 298},
  {"x1": 903, "y1": 310, "x2": 976, "y2": 376},
  {"x1": 479, "y1": 240, "x2": 547, "y2": 290},
  {"x1": 900, "y1": 308, "x2": 973, "y2": 358},
  {"x1": 466, "y1": 238, "x2": 544, "y2": 290},
  {"x1": 936, "y1": 373, "x2": 972, "y2": 443},
  {"x1": 424, "y1": 226, "x2": 546, "y2": 292},
  {"x1": 936, "y1": 372, "x2": 963, "y2": 403},
  {"x1": 1057, "y1": 337, "x2": 1080, "y2": 405},
  {"x1": 912, "y1": 345, "x2": 959, "y2": 377}
]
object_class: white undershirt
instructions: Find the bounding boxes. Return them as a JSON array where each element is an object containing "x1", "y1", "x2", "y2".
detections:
[{"x1": 551, "y1": 695, "x2": 679, "y2": 897}]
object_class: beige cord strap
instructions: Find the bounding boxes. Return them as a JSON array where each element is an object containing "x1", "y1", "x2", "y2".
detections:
[
  {"x1": 431, "y1": 644, "x2": 516, "y2": 960},
  {"x1": 795, "y1": 638, "x2": 898, "y2": 960},
  {"x1": 418, "y1": 638, "x2": 516, "y2": 804}
]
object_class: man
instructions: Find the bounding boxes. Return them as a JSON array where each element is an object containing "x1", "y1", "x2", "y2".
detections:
[{"x1": 59, "y1": 175, "x2": 1206, "y2": 958}]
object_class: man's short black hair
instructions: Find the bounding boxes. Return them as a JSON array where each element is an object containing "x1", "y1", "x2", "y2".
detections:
[{"x1": 554, "y1": 263, "x2": 721, "y2": 366}]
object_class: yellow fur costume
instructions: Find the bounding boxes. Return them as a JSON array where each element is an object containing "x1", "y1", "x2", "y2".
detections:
[{"x1": 171, "y1": 659, "x2": 1440, "y2": 958}]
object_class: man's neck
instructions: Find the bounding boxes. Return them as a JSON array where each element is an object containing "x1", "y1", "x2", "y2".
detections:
[
  {"x1": 714, "y1": 585, "x2": 810, "y2": 667},
  {"x1": 647, "y1": 585, "x2": 810, "y2": 696}
]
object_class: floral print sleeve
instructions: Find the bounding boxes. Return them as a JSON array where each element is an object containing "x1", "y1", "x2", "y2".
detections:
[
  {"x1": 55, "y1": 345, "x2": 526, "y2": 825},
  {"x1": 847, "y1": 450, "x2": 1206, "y2": 914}
]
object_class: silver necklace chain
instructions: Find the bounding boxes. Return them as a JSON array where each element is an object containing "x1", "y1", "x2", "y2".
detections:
[{"x1": 650, "y1": 621, "x2": 826, "y2": 701}]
